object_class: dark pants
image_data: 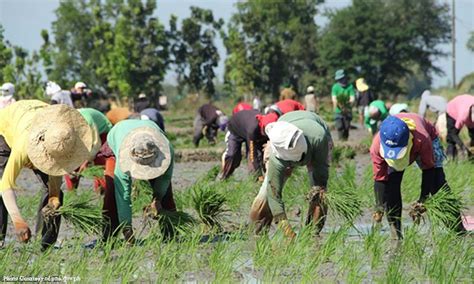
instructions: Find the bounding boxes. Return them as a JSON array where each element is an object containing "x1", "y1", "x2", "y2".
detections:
[
  {"x1": 0, "y1": 136, "x2": 62, "y2": 248},
  {"x1": 446, "y1": 114, "x2": 474, "y2": 158},
  {"x1": 335, "y1": 112, "x2": 352, "y2": 141},
  {"x1": 220, "y1": 133, "x2": 264, "y2": 180},
  {"x1": 193, "y1": 115, "x2": 218, "y2": 147}
]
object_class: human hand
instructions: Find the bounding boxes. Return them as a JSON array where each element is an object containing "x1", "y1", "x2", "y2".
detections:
[
  {"x1": 143, "y1": 200, "x2": 162, "y2": 220},
  {"x1": 42, "y1": 197, "x2": 60, "y2": 217},
  {"x1": 278, "y1": 219, "x2": 296, "y2": 240},
  {"x1": 409, "y1": 202, "x2": 426, "y2": 225},
  {"x1": 123, "y1": 226, "x2": 135, "y2": 244},
  {"x1": 372, "y1": 211, "x2": 384, "y2": 223},
  {"x1": 13, "y1": 221, "x2": 31, "y2": 243}
]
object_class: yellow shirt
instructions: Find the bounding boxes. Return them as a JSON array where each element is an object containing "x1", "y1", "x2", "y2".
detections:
[{"x1": 0, "y1": 100, "x2": 60, "y2": 192}]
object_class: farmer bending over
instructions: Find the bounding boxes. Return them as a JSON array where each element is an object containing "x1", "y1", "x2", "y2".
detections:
[
  {"x1": 193, "y1": 103, "x2": 228, "y2": 147},
  {"x1": 266, "y1": 99, "x2": 305, "y2": 116},
  {"x1": 64, "y1": 108, "x2": 112, "y2": 191},
  {"x1": 371, "y1": 114, "x2": 466, "y2": 240},
  {"x1": 445, "y1": 94, "x2": 474, "y2": 159},
  {"x1": 418, "y1": 90, "x2": 448, "y2": 141},
  {"x1": 250, "y1": 111, "x2": 332, "y2": 238},
  {"x1": 99, "y1": 119, "x2": 176, "y2": 243},
  {"x1": 364, "y1": 100, "x2": 389, "y2": 135},
  {"x1": 219, "y1": 110, "x2": 278, "y2": 180},
  {"x1": 0, "y1": 101, "x2": 94, "y2": 248}
]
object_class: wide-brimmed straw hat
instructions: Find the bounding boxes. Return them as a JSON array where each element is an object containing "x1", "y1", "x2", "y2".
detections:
[
  {"x1": 119, "y1": 126, "x2": 171, "y2": 180},
  {"x1": 27, "y1": 104, "x2": 94, "y2": 176}
]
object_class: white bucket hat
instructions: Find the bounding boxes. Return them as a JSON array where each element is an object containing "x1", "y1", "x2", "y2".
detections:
[
  {"x1": 27, "y1": 104, "x2": 94, "y2": 176},
  {"x1": 119, "y1": 126, "x2": 171, "y2": 180},
  {"x1": 45, "y1": 81, "x2": 61, "y2": 96},
  {"x1": 75, "y1": 82, "x2": 87, "y2": 89},
  {"x1": 1, "y1": 82, "x2": 15, "y2": 97},
  {"x1": 265, "y1": 121, "x2": 307, "y2": 162}
]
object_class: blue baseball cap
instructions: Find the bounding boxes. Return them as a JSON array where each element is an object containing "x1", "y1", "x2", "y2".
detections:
[{"x1": 379, "y1": 116, "x2": 409, "y2": 159}]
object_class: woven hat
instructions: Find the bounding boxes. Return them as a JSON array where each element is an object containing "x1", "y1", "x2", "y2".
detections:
[
  {"x1": 355, "y1": 78, "x2": 369, "y2": 92},
  {"x1": 27, "y1": 104, "x2": 94, "y2": 176},
  {"x1": 119, "y1": 126, "x2": 171, "y2": 180}
]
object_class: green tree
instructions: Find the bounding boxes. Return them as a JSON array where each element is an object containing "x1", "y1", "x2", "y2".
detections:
[
  {"x1": 0, "y1": 25, "x2": 14, "y2": 83},
  {"x1": 43, "y1": 0, "x2": 169, "y2": 99},
  {"x1": 467, "y1": 31, "x2": 474, "y2": 53},
  {"x1": 318, "y1": 0, "x2": 451, "y2": 97},
  {"x1": 169, "y1": 7, "x2": 223, "y2": 98},
  {"x1": 224, "y1": 0, "x2": 321, "y2": 99}
]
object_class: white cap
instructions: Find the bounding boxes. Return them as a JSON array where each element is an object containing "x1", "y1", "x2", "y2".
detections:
[
  {"x1": 307, "y1": 86, "x2": 315, "y2": 93},
  {"x1": 75, "y1": 82, "x2": 87, "y2": 89},
  {"x1": 138, "y1": 93, "x2": 147, "y2": 99},
  {"x1": 0, "y1": 82, "x2": 15, "y2": 97},
  {"x1": 265, "y1": 121, "x2": 308, "y2": 162},
  {"x1": 45, "y1": 81, "x2": 62, "y2": 96}
]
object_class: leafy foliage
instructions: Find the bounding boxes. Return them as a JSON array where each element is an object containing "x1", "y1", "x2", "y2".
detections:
[
  {"x1": 317, "y1": 0, "x2": 451, "y2": 97},
  {"x1": 223, "y1": 0, "x2": 322, "y2": 99},
  {"x1": 169, "y1": 7, "x2": 223, "y2": 98}
]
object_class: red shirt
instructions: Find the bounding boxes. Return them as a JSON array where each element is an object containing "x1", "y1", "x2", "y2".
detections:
[
  {"x1": 276, "y1": 99, "x2": 305, "y2": 114},
  {"x1": 233, "y1": 102, "x2": 253, "y2": 114},
  {"x1": 370, "y1": 113, "x2": 438, "y2": 181}
]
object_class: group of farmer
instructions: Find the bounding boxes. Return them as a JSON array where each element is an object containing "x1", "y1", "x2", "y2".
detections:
[
  {"x1": 0, "y1": 82, "x2": 171, "y2": 249},
  {"x1": 0, "y1": 72, "x2": 472, "y2": 249}
]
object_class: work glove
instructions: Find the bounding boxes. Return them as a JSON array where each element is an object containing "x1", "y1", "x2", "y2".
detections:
[
  {"x1": 408, "y1": 202, "x2": 427, "y2": 225},
  {"x1": 278, "y1": 219, "x2": 296, "y2": 240},
  {"x1": 13, "y1": 221, "x2": 31, "y2": 243}
]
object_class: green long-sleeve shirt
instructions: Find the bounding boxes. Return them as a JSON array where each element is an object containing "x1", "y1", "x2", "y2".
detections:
[
  {"x1": 107, "y1": 119, "x2": 174, "y2": 226},
  {"x1": 364, "y1": 100, "x2": 388, "y2": 134},
  {"x1": 262, "y1": 111, "x2": 332, "y2": 219}
]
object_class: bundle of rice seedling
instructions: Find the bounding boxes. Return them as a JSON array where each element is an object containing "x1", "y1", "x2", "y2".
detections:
[
  {"x1": 157, "y1": 210, "x2": 196, "y2": 238},
  {"x1": 424, "y1": 186, "x2": 465, "y2": 230},
  {"x1": 325, "y1": 165, "x2": 362, "y2": 222},
  {"x1": 44, "y1": 194, "x2": 104, "y2": 235},
  {"x1": 325, "y1": 186, "x2": 363, "y2": 223},
  {"x1": 201, "y1": 165, "x2": 221, "y2": 183},
  {"x1": 80, "y1": 165, "x2": 105, "y2": 179},
  {"x1": 192, "y1": 185, "x2": 227, "y2": 230}
]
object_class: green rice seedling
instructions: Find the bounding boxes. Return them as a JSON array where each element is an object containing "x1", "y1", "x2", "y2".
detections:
[
  {"x1": 191, "y1": 184, "x2": 227, "y2": 230},
  {"x1": 364, "y1": 228, "x2": 389, "y2": 269},
  {"x1": 56, "y1": 199, "x2": 104, "y2": 235},
  {"x1": 156, "y1": 210, "x2": 196, "y2": 238},
  {"x1": 46, "y1": 192, "x2": 104, "y2": 235},
  {"x1": 326, "y1": 163, "x2": 363, "y2": 223},
  {"x1": 80, "y1": 165, "x2": 104, "y2": 179},
  {"x1": 132, "y1": 179, "x2": 153, "y2": 214},
  {"x1": 424, "y1": 185, "x2": 465, "y2": 231}
]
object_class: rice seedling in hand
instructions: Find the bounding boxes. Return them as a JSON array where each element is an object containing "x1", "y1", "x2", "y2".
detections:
[
  {"x1": 79, "y1": 165, "x2": 105, "y2": 179},
  {"x1": 191, "y1": 184, "x2": 227, "y2": 230},
  {"x1": 43, "y1": 193, "x2": 104, "y2": 235},
  {"x1": 156, "y1": 210, "x2": 196, "y2": 239},
  {"x1": 423, "y1": 185, "x2": 465, "y2": 232}
]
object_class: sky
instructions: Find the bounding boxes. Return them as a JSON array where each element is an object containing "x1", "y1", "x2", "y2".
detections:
[{"x1": 1, "y1": 0, "x2": 473, "y2": 88}]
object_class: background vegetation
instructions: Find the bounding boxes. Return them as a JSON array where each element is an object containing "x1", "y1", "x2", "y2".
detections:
[{"x1": 2, "y1": 0, "x2": 472, "y2": 103}]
